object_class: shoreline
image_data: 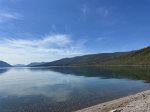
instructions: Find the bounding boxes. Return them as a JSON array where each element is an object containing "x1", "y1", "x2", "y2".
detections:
[
  {"x1": 14, "y1": 65, "x2": 150, "y2": 68},
  {"x1": 76, "y1": 90, "x2": 150, "y2": 112}
]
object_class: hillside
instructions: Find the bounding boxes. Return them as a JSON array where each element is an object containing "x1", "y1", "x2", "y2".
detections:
[
  {"x1": 34, "y1": 46, "x2": 150, "y2": 66},
  {"x1": 35, "y1": 52, "x2": 129, "y2": 67},
  {"x1": 0, "y1": 61, "x2": 12, "y2": 67},
  {"x1": 104, "y1": 46, "x2": 150, "y2": 65}
]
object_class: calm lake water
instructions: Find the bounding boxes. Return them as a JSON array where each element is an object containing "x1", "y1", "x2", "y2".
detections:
[{"x1": 0, "y1": 67, "x2": 150, "y2": 112}]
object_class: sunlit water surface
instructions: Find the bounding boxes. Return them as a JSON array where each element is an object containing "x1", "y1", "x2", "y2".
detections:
[{"x1": 0, "y1": 67, "x2": 150, "y2": 112}]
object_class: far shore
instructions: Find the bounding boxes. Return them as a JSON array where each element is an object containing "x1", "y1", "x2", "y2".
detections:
[
  {"x1": 76, "y1": 90, "x2": 150, "y2": 112},
  {"x1": 22, "y1": 65, "x2": 150, "y2": 68}
]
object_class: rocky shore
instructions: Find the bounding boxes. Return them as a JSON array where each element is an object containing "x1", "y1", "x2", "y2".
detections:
[{"x1": 76, "y1": 90, "x2": 150, "y2": 112}]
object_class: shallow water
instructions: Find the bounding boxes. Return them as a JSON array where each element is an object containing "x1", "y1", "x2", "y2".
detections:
[{"x1": 0, "y1": 67, "x2": 150, "y2": 112}]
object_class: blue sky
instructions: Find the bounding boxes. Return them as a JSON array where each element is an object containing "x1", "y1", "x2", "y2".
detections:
[{"x1": 0, "y1": 0, "x2": 150, "y2": 64}]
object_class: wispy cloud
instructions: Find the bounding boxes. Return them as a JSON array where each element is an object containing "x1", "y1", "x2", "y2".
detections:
[
  {"x1": 96, "y1": 37, "x2": 104, "y2": 41},
  {"x1": 0, "y1": 11, "x2": 22, "y2": 23},
  {"x1": 0, "y1": 34, "x2": 85, "y2": 64},
  {"x1": 5, "y1": 34, "x2": 72, "y2": 47},
  {"x1": 0, "y1": 0, "x2": 21, "y2": 3},
  {"x1": 81, "y1": 5, "x2": 110, "y2": 18},
  {"x1": 97, "y1": 7, "x2": 109, "y2": 17},
  {"x1": 81, "y1": 4, "x2": 89, "y2": 17}
]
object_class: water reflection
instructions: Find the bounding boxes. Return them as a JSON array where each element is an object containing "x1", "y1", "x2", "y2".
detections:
[
  {"x1": 29, "y1": 66, "x2": 150, "y2": 81},
  {"x1": 0, "y1": 68, "x2": 82, "y2": 101},
  {"x1": 0, "y1": 68, "x2": 10, "y2": 75},
  {"x1": 0, "y1": 67, "x2": 150, "y2": 112}
]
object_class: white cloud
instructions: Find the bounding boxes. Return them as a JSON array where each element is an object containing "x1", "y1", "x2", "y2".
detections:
[{"x1": 0, "y1": 34, "x2": 85, "y2": 64}]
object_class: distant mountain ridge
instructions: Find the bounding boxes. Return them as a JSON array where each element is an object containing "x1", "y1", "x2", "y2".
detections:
[
  {"x1": 0, "y1": 61, "x2": 12, "y2": 67},
  {"x1": 27, "y1": 62, "x2": 47, "y2": 67},
  {"x1": 1, "y1": 46, "x2": 149, "y2": 67},
  {"x1": 33, "y1": 52, "x2": 129, "y2": 67},
  {"x1": 13, "y1": 64, "x2": 26, "y2": 67},
  {"x1": 33, "y1": 46, "x2": 150, "y2": 67},
  {"x1": 0, "y1": 46, "x2": 150, "y2": 67}
]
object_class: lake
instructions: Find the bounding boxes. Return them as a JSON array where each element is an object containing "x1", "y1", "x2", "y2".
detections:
[{"x1": 0, "y1": 67, "x2": 150, "y2": 112}]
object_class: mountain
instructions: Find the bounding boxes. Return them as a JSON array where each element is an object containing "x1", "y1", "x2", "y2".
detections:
[
  {"x1": 0, "y1": 61, "x2": 12, "y2": 67},
  {"x1": 13, "y1": 64, "x2": 26, "y2": 67},
  {"x1": 34, "y1": 46, "x2": 150, "y2": 67},
  {"x1": 34, "y1": 52, "x2": 129, "y2": 67},
  {"x1": 104, "y1": 46, "x2": 150, "y2": 65},
  {"x1": 27, "y1": 62, "x2": 47, "y2": 67}
]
